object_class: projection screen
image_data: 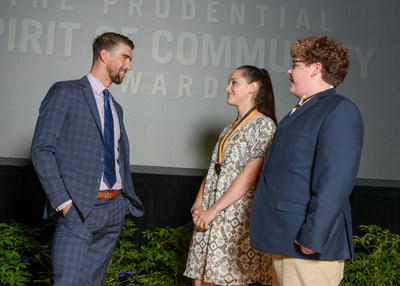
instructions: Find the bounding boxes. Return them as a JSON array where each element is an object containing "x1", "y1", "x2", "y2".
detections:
[{"x1": 0, "y1": 0, "x2": 399, "y2": 183}]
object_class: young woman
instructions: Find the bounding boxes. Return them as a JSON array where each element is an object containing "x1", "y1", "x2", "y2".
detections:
[{"x1": 184, "y1": 65, "x2": 277, "y2": 286}]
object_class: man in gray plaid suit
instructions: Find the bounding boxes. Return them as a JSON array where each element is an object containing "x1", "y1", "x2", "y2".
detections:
[{"x1": 31, "y1": 32, "x2": 144, "y2": 285}]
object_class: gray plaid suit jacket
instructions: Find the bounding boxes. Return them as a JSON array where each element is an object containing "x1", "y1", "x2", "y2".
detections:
[{"x1": 31, "y1": 76, "x2": 144, "y2": 219}]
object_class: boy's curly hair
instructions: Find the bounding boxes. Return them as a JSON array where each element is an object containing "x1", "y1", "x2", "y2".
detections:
[{"x1": 290, "y1": 36, "x2": 350, "y2": 87}]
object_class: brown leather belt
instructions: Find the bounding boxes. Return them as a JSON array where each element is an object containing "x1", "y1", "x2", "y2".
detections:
[{"x1": 97, "y1": 189, "x2": 122, "y2": 200}]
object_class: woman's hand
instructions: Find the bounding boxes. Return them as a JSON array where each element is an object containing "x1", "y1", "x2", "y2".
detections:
[{"x1": 192, "y1": 207, "x2": 218, "y2": 231}]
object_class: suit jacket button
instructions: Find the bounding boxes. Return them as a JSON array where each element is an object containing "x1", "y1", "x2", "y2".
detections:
[
  {"x1": 97, "y1": 179, "x2": 101, "y2": 184},
  {"x1": 100, "y1": 157, "x2": 104, "y2": 162}
]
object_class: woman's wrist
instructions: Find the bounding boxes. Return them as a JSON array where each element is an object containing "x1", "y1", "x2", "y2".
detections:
[{"x1": 190, "y1": 204, "x2": 202, "y2": 213}]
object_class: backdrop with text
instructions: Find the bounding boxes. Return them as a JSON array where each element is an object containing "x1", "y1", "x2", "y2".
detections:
[{"x1": 0, "y1": 0, "x2": 398, "y2": 181}]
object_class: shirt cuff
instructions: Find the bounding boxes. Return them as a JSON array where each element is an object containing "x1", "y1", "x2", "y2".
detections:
[{"x1": 55, "y1": 199, "x2": 72, "y2": 212}]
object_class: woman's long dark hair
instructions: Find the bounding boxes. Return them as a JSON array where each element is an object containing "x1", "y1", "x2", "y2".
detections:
[{"x1": 237, "y1": 65, "x2": 277, "y2": 125}]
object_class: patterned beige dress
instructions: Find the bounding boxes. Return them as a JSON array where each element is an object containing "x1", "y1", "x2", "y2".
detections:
[{"x1": 184, "y1": 115, "x2": 276, "y2": 285}]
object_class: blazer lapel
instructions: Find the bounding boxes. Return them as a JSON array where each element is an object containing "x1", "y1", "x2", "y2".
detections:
[
  {"x1": 80, "y1": 76, "x2": 103, "y2": 138},
  {"x1": 279, "y1": 95, "x2": 318, "y2": 129},
  {"x1": 264, "y1": 88, "x2": 337, "y2": 166},
  {"x1": 263, "y1": 93, "x2": 321, "y2": 167}
]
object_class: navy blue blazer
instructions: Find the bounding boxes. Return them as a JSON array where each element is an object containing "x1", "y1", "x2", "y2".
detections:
[
  {"x1": 249, "y1": 88, "x2": 363, "y2": 260},
  {"x1": 31, "y1": 76, "x2": 144, "y2": 219}
]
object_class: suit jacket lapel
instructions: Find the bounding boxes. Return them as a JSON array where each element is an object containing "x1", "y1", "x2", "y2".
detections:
[
  {"x1": 80, "y1": 76, "x2": 103, "y2": 138},
  {"x1": 278, "y1": 95, "x2": 318, "y2": 130},
  {"x1": 263, "y1": 88, "x2": 336, "y2": 167},
  {"x1": 266, "y1": 99, "x2": 317, "y2": 157},
  {"x1": 113, "y1": 100, "x2": 124, "y2": 132}
]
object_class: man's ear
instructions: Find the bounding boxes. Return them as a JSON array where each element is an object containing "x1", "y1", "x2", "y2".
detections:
[{"x1": 99, "y1": 49, "x2": 109, "y2": 63}]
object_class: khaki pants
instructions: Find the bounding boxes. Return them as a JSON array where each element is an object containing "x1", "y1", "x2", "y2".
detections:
[{"x1": 271, "y1": 254, "x2": 344, "y2": 286}]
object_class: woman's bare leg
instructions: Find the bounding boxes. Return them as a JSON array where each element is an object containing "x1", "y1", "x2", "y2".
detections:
[
  {"x1": 193, "y1": 279, "x2": 248, "y2": 286},
  {"x1": 193, "y1": 279, "x2": 216, "y2": 286}
]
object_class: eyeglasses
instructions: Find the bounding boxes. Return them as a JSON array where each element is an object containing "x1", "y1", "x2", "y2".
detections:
[{"x1": 291, "y1": 60, "x2": 306, "y2": 69}]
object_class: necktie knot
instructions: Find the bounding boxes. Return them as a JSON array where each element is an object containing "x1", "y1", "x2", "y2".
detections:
[
  {"x1": 103, "y1": 89, "x2": 109, "y2": 99},
  {"x1": 296, "y1": 96, "x2": 308, "y2": 107},
  {"x1": 290, "y1": 95, "x2": 313, "y2": 115}
]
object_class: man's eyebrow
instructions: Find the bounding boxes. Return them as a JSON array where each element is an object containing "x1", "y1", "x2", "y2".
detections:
[{"x1": 122, "y1": 53, "x2": 132, "y2": 60}]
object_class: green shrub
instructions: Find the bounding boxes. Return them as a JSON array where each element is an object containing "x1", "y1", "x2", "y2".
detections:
[
  {"x1": 104, "y1": 220, "x2": 193, "y2": 286},
  {"x1": 0, "y1": 221, "x2": 54, "y2": 286},
  {"x1": 0, "y1": 222, "x2": 34, "y2": 285},
  {"x1": 105, "y1": 220, "x2": 267, "y2": 286},
  {"x1": 341, "y1": 224, "x2": 400, "y2": 286},
  {"x1": 2, "y1": 221, "x2": 399, "y2": 285}
]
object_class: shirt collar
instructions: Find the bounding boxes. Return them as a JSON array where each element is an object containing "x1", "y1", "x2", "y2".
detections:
[{"x1": 87, "y1": 73, "x2": 107, "y2": 95}]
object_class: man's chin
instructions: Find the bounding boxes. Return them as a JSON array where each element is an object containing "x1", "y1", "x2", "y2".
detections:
[{"x1": 112, "y1": 76, "x2": 123, "y2": 85}]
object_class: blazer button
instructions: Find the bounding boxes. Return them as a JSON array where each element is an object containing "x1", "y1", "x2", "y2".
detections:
[
  {"x1": 97, "y1": 179, "x2": 101, "y2": 184},
  {"x1": 100, "y1": 157, "x2": 104, "y2": 162}
]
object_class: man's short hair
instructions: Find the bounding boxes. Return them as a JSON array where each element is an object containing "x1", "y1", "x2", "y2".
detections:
[{"x1": 92, "y1": 32, "x2": 134, "y2": 64}]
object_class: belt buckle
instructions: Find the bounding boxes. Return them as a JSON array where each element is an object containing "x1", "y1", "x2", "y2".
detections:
[{"x1": 104, "y1": 190, "x2": 113, "y2": 200}]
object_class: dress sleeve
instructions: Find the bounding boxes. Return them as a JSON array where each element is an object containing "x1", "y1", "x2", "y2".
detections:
[{"x1": 246, "y1": 117, "x2": 276, "y2": 164}]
